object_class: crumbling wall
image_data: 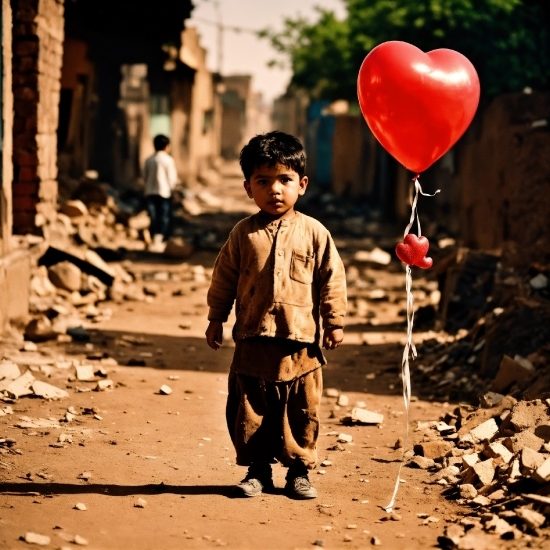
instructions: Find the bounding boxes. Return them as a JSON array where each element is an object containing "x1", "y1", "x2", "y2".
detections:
[
  {"x1": 430, "y1": 92, "x2": 550, "y2": 265},
  {"x1": 12, "y1": 0, "x2": 64, "y2": 234}
]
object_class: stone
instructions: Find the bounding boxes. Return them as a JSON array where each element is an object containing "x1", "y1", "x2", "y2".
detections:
[
  {"x1": 457, "y1": 396, "x2": 516, "y2": 437},
  {"x1": 471, "y1": 495, "x2": 491, "y2": 506},
  {"x1": 128, "y1": 210, "x2": 151, "y2": 230},
  {"x1": 320, "y1": 460, "x2": 332, "y2": 467},
  {"x1": 5, "y1": 370, "x2": 35, "y2": 398},
  {"x1": 521, "y1": 447, "x2": 546, "y2": 471},
  {"x1": 48, "y1": 261, "x2": 83, "y2": 292},
  {"x1": 492, "y1": 355, "x2": 535, "y2": 393},
  {"x1": 74, "y1": 502, "x2": 87, "y2": 511},
  {"x1": 459, "y1": 484, "x2": 477, "y2": 499},
  {"x1": 516, "y1": 506, "x2": 546, "y2": 529},
  {"x1": 532, "y1": 457, "x2": 550, "y2": 483},
  {"x1": 23, "y1": 532, "x2": 51, "y2": 546},
  {"x1": 60, "y1": 200, "x2": 88, "y2": 218},
  {"x1": 73, "y1": 534, "x2": 89, "y2": 546},
  {"x1": 348, "y1": 408, "x2": 384, "y2": 425},
  {"x1": 462, "y1": 453, "x2": 480, "y2": 468},
  {"x1": 509, "y1": 400, "x2": 550, "y2": 432},
  {"x1": 503, "y1": 431, "x2": 543, "y2": 453},
  {"x1": 469, "y1": 418, "x2": 499, "y2": 443},
  {"x1": 67, "y1": 326, "x2": 90, "y2": 342},
  {"x1": 479, "y1": 392, "x2": 505, "y2": 407},
  {"x1": 408, "y1": 456, "x2": 435, "y2": 469},
  {"x1": 96, "y1": 380, "x2": 114, "y2": 391},
  {"x1": 324, "y1": 388, "x2": 339, "y2": 398},
  {"x1": 484, "y1": 442, "x2": 513, "y2": 463},
  {"x1": 76, "y1": 365, "x2": 95, "y2": 381},
  {"x1": 0, "y1": 360, "x2": 21, "y2": 385},
  {"x1": 413, "y1": 440, "x2": 453, "y2": 460},
  {"x1": 159, "y1": 385, "x2": 172, "y2": 395},
  {"x1": 484, "y1": 516, "x2": 513, "y2": 535},
  {"x1": 371, "y1": 536, "x2": 382, "y2": 546},
  {"x1": 164, "y1": 237, "x2": 193, "y2": 259},
  {"x1": 530, "y1": 273, "x2": 548, "y2": 290},
  {"x1": 337, "y1": 433, "x2": 353, "y2": 443},
  {"x1": 337, "y1": 394, "x2": 349, "y2": 407},
  {"x1": 472, "y1": 459, "x2": 495, "y2": 486},
  {"x1": 31, "y1": 381, "x2": 68, "y2": 399},
  {"x1": 134, "y1": 498, "x2": 147, "y2": 508}
]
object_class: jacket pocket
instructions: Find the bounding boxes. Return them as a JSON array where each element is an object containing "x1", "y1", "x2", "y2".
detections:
[{"x1": 290, "y1": 251, "x2": 314, "y2": 284}]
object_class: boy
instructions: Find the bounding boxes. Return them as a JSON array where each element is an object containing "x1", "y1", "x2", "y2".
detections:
[
  {"x1": 206, "y1": 131, "x2": 346, "y2": 499},
  {"x1": 143, "y1": 134, "x2": 178, "y2": 252}
]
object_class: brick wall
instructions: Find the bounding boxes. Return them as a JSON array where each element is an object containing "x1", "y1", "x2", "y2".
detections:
[{"x1": 12, "y1": 0, "x2": 64, "y2": 234}]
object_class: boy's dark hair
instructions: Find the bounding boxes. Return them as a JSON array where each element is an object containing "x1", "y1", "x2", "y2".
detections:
[
  {"x1": 239, "y1": 131, "x2": 306, "y2": 181},
  {"x1": 153, "y1": 134, "x2": 170, "y2": 151}
]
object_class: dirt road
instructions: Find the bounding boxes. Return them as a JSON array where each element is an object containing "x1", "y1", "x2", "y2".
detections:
[{"x1": 0, "y1": 168, "x2": 513, "y2": 549}]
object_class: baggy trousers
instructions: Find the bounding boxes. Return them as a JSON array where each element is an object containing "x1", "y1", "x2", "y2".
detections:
[{"x1": 226, "y1": 368, "x2": 322, "y2": 469}]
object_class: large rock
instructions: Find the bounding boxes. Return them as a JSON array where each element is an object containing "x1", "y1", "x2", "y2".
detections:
[
  {"x1": 491, "y1": 355, "x2": 535, "y2": 393},
  {"x1": 413, "y1": 440, "x2": 453, "y2": 460},
  {"x1": 509, "y1": 400, "x2": 550, "y2": 432},
  {"x1": 48, "y1": 261, "x2": 82, "y2": 292}
]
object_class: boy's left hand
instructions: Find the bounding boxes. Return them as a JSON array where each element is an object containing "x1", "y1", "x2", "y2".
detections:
[{"x1": 323, "y1": 327, "x2": 344, "y2": 350}]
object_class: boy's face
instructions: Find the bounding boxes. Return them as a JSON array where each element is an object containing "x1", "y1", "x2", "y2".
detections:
[{"x1": 244, "y1": 163, "x2": 308, "y2": 219}]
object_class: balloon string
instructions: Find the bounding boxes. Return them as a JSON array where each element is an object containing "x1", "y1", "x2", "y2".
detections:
[
  {"x1": 385, "y1": 175, "x2": 440, "y2": 513},
  {"x1": 403, "y1": 176, "x2": 440, "y2": 238},
  {"x1": 384, "y1": 265, "x2": 414, "y2": 513}
]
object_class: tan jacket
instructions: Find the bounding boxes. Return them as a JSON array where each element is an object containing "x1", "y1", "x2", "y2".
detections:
[{"x1": 207, "y1": 212, "x2": 347, "y2": 343}]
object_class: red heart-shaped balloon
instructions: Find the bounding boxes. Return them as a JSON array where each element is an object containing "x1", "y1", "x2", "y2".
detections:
[
  {"x1": 358, "y1": 41, "x2": 480, "y2": 173},
  {"x1": 414, "y1": 256, "x2": 433, "y2": 270},
  {"x1": 395, "y1": 234, "x2": 430, "y2": 266}
]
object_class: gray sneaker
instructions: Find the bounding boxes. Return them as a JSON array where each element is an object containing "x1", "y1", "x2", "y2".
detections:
[
  {"x1": 285, "y1": 475, "x2": 318, "y2": 499},
  {"x1": 235, "y1": 465, "x2": 274, "y2": 497}
]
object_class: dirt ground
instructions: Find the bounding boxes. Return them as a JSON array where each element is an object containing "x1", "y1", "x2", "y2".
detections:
[{"x1": 0, "y1": 169, "x2": 531, "y2": 549}]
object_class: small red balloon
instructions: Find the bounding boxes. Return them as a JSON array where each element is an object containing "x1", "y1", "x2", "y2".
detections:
[
  {"x1": 395, "y1": 234, "x2": 432, "y2": 269},
  {"x1": 358, "y1": 41, "x2": 480, "y2": 173}
]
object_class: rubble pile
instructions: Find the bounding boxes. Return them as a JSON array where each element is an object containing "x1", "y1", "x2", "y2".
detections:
[
  {"x1": 413, "y1": 245, "x2": 550, "y2": 404},
  {"x1": 409, "y1": 396, "x2": 550, "y2": 547}
]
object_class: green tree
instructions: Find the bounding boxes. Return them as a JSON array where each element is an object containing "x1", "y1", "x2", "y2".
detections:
[{"x1": 262, "y1": 0, "x2": 549, "y2": 100}]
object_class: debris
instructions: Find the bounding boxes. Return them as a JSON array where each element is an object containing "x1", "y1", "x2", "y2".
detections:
[
  {"x1": 5, "y1": 371, "x2": 36, "y2": 398},
  {"x1": 31, "y1": 381, "x2": 68, "y2": 400},
  {"x1": 408, "y1": 456, "x2": 435, "y2": 469},
  {"x1": 96, "y1": 380, "x2": 114, "y2": 391},
  {"x1": 413, "y1": 441, "x2": 453, "y2": 460},
  {"x1": 515, "y1": 506, "x2": 546, "y2": 529},
  {"x1": 48, "y1": 261, "x2": 83, "y2": 292},
  {"x1": 324, "y1": 388, "x2": 339, "y2": 398},
  {"x1": 73, "y1": 534, "x2": 89, "y2": 546},
  {"x1": 337, "y1": 394, "x2": 349, "y2": 407},
  {"x1": 337, "y1": 433, "x2": 353, "y2": 444},
  {"x1": 78, "y1": 471, "x2": 92, "y2": 481},
  {"x1": 468, "y1": 419, "x2": 499, "y2": 443},
  {"x1": 159, "y1": 385, "x2": 172, "y2": 395},
  {"x1": 343, "y1": 408, "x2": 384, "y2": 425},
  {"x1": 76, "y1": 365, "x2": 95, "y2": 381},
  {"x1": 134, "y1": 498, "x2": 147, "y2": 508},
  {"x1": 491, "y1": 355, "x2": 535, "y2": 393},
  {"x1": 74, "y1": 503, "x2": 87, "y2": 511},
  {"x1": 22, "y1": 532, "x2": 51, "y2": 546},
  {"x1": 371, "y1": 536, "x2": 382, "y2": 546}
]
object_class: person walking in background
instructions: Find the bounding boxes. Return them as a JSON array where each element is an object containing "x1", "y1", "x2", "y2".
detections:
[{"x1": 143, "y1": 134, "x2": 178, "y2": 252}]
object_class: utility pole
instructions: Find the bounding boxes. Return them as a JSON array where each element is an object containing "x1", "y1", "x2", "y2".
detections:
[{"x1": 214, "y1": 0, "x2": 223, "y2": 74}]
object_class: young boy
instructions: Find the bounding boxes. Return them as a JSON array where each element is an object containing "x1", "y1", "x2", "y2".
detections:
[
  {"x1": 143, "y1": 134, "x2": 178, "y2": 252},
  {"x1": 206, "y1": 131, "x2": 346, "y2": 499}
]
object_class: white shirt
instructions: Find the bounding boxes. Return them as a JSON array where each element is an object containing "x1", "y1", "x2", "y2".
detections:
[{"x1": 143, "y1": 151, "x2": 178, "y2": 198}]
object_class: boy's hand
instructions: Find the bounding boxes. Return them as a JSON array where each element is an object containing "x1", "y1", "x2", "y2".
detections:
[
  {"x1": 206, "y1": 320, "x2": 223, "y2": 350},
  {"x1": 323, "y1": 327, "x2": 344, "y2": 350}
]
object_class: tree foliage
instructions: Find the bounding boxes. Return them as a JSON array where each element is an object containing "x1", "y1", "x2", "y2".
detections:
[{"x1": 261, "y1": 0, "x2": 549, "y2": 100}]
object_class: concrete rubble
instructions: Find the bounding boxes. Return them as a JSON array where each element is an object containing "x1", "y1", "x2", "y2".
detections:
[{"x1": 409, "y1": 396, "x2": 550, "y2": 547}]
